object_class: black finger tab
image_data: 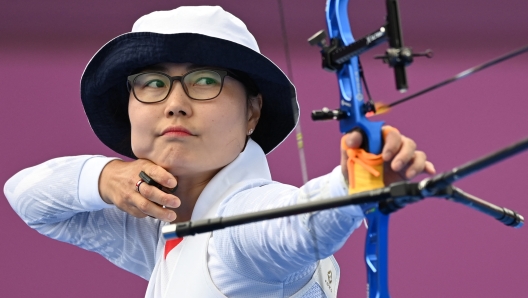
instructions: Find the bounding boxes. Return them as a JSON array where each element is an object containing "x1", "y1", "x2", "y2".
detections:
[{"x1": 139, "y1": 171, "x2": 177, "y2": 194}]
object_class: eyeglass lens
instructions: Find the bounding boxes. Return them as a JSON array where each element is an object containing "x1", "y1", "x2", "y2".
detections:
[{"x1": 131, "y1": 70, "x2": 224, "y2": 102}]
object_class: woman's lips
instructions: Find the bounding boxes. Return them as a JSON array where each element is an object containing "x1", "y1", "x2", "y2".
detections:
[{"x1": 162, "y1": 126, "x2": 195, "y2": 137}]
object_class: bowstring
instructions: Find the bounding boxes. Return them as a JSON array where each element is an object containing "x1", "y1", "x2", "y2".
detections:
[
  {"x1": 277, "y1": 0, "x2": 309, "y2": 186},
  {"x1": 277, "y1": 0, "x2": 325, "y2": 288}
]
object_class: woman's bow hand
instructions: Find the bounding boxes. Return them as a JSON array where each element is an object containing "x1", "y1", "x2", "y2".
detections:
[
  {"x1": 99, "y1": 159, "x2": 180, "y2": 222},
  {"x1": 341, "y1": 127, "x2": 436, "y2": 186}
]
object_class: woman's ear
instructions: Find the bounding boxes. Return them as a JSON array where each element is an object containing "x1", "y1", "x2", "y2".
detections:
[{"x1": 247, "y1": 93, "x2": 263, "y2": 129}]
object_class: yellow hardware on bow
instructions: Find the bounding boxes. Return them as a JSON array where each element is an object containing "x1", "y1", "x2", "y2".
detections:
[{"x1": 341, "y1": 127, "x2": 398, "y2": 194}]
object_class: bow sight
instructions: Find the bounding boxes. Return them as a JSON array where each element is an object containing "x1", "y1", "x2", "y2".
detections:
[{"x1": 309, "y1": 0, "x2": 432, "y2": 121}]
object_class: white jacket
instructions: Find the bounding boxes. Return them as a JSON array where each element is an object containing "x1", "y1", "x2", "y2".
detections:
[{"x1": 4, "y1": 139, "x2": 365, "y2": 297}]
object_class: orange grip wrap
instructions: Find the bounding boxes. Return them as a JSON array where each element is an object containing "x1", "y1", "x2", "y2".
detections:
[{"x1": 341, "y1": 126, "x2": 399, "y2": 194}]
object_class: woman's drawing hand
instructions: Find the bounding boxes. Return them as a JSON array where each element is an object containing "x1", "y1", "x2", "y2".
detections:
[{"x1": 99, "y1": 159, "x2": 180, "y2": 222}]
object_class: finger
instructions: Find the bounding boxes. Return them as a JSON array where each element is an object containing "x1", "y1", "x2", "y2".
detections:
[
  {"x1": 404, "y1": 151, "x2": 427, "y2": 179},
  {"x1": 123, "y1": 205, "x2": 149, "y2": 219},
  {"x1": 391, "y1": 137, "x2": 416, "y2": 172},
  {"x1": 131, "y1": 192, "x2": 177, "y2": 222},
  {"x1": 344, "y1": 130, "x2": 363, "y2": 149},
  {"x1": 144, "y1": 163, "x2": 178, "y2": 189},
  {"x1": 127, "y1": 204, "x2": 175, "y2": 222},
  {"x1": 382, "y1": 129, "x2": 403, "y2": 161},
  {"x1": 341, "y1": 145, "x2": 350, "y2": 182},
  {"x1": 138, "y1": 182, "x2": 181, "y2": 208},
  {"x1": 112, "y1": 190, "x2": 148, "y2": 218},
  {"x1": 424, "y1": 161, "x2": 436, "y2": 175},
  {"x1": 341, "y1": 145, "x2": 348, "y2": 166}
]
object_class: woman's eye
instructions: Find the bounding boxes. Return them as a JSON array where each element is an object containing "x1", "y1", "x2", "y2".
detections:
[
  {"x1": 194, "y1": 77, "x2": 218, "y2": 86},
  {"x1": 145, "y1": 80, "x2": 166, "y2": 88}
]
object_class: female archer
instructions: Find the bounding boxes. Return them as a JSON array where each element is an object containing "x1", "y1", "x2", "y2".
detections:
[{"x1": 4, "y1": 6, "x2": 433, "y2": 297}]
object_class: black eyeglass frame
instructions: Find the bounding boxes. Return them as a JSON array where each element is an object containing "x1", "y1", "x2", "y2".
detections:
[{"x1": 127, "y1": 68, "x2": 238, "y2": 103}]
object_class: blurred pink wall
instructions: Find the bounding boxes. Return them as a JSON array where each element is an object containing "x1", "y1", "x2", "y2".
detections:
[{"x1": 1, "y1": 0, "x2": 527, "y2": 297}]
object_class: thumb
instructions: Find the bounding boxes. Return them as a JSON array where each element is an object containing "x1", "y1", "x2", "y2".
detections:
[{"x1": 343, "y1": 130, "x2": 363, "y2": 149}]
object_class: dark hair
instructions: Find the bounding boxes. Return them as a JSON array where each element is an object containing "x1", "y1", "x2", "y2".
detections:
[{"x1": 228, "y1": 69, "x2": 260, "y2": 98}]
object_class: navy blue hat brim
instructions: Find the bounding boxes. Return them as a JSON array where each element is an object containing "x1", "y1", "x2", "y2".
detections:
[{"x1": 81, "y1": 32, "x2": 298, "y2": 158}]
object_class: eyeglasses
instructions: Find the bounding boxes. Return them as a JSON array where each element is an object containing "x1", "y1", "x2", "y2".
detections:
[{"x1": 127, "y1": 68, "x2": 233, "y2": 103}]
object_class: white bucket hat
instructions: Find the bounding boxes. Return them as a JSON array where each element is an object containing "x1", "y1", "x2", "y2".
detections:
[{"x1": 81, "y1": 6, "x2": 298, "y2": 158}]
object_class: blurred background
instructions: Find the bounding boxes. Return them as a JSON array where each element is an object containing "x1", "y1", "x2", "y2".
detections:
[{"x1": 1, "y1": 0, "x2": 527, "y2": 297}]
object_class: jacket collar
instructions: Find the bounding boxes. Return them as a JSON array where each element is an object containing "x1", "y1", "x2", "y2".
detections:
[{"x1": 190, "y1": 138, "x2": 271, "y2": 220}]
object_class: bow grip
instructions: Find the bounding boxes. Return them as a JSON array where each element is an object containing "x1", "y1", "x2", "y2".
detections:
[{"x1": 341, "y1": 126, "x2": 399, "y2": 194}]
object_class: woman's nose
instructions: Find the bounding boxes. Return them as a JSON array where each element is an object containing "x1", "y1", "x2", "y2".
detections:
[{"x1": 164, "y1": 81, "x2": 192, "y2": 117}]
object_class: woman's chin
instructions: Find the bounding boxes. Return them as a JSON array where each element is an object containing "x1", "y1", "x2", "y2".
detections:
[
  {"x1": 137, "y1": 147, "x2": 231, "y2": 179},
  {"x1": 154, "y1": 158, "x2": 190, "y2": 175},
  {"x1": 142, "y1": 147, "x2": 189, "y2": 165}
]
